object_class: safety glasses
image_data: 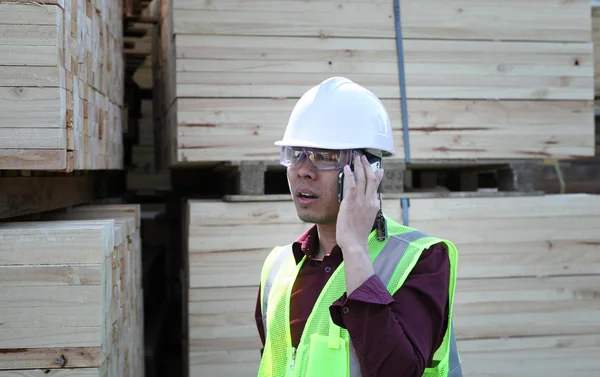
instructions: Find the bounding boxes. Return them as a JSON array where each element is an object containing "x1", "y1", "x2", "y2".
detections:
[{"x1": 280, "y1": 146, "x2": 356, "y2": 170}]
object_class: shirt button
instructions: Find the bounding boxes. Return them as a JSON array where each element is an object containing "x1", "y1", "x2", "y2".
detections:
[{"x1": 324, "y1": 266, "x2": 332, "y2": 273}]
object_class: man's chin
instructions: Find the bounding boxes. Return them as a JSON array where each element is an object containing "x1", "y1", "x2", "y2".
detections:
[{"x1": 296, "y1": 210, "x2": 335, "y2": 225}]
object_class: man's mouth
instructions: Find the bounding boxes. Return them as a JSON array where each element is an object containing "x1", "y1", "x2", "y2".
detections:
[
  {"x1": 297, "y1": 190, "x2": 319, "y2": 203},
  {"x1": 298, "y1": 192, "x2": 318, "y2": 199}
]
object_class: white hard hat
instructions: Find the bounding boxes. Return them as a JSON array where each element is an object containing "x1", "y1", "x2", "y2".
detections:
[{"x1": 275, "y1": 77, "x2": 396, "y2": 157}]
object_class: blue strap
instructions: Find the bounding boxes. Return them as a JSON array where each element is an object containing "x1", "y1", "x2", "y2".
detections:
[
  {"x1": 393, "y1": 0, "x2": 410, "y2": 164},
  {"x1": 401, "y1": 198, "x2": 410, "y2": 226}
]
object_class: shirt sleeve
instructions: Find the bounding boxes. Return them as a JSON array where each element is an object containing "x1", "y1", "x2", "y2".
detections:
[
  {"x1": 254, "y1": 284, "x2": 266, "y2": 355},
  {"x1": 329, "y1": 242, "x2": 450, "y2": 377}
]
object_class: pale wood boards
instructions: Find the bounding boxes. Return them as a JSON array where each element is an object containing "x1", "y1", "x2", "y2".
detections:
[
  {"x1": 171, "y1": 0, "x2": 592, "y2": 42},
  {"x1": 0, "y1": 370, "x2": 99, "y2": 377},
  {"x1": 0, "y1": 1, "x2": 124, "y2": 171},
  {"x1": 174, "y1": 35, "x2": 593, "y2": 101},
  {"x1": 158, "y1": 0, "x2": 596, "y2": 167},
  {"x1": 0, "y1": 219, "x2": 111, "y2": 371},
  {"x1": 41, "y1": 204, "x2": 144, "y2": 377},
  {"x1": 174, "y1": 98, "x2": 595, "y2": 162},
  {"x1": 0, "y1": 204, "x2": 144, "y2": 376},
  {"x1": 185, "y1": 194, "x2": 600, "y2": 376}
]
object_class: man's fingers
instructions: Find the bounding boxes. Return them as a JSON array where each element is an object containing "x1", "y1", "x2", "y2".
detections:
[
  {"x1": 343, "y1": 164, "x2": 356, "y2": 199},
  {"x1": 353, "y1": 154, "x2": 366, "y2": 193},
  {"x1": 363, "y1": 155, "x2": 382, "y2": 197}
]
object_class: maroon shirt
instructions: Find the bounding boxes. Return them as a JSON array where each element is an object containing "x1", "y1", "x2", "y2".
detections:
[{"x1": 254, "y1": 224, "x2": 450, "y2": 377}]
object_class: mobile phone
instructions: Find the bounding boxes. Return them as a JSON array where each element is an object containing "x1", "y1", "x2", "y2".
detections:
[{"x1": 337, "y1": 153, "x2": 382, "y2": 202}]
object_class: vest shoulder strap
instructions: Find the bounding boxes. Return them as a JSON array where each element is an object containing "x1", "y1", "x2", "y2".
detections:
[{"x1": 260, "y1": 244, "x2": 294, "y2": 332}]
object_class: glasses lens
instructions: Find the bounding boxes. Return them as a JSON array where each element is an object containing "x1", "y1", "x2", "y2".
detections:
[
  {"x1": 280, "y1": 146, "x2": 303, "y2": 167},
  {"x1": 307, "y1": 149, "x2": 343, "y2": 169},
  {"x1": 280, "y1": 147, "x2": 352, "y2": 169}
]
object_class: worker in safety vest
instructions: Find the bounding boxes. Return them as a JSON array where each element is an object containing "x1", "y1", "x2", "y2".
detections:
[{"x1": 254, "y1": 77, "x2": 462, "y2": 377}]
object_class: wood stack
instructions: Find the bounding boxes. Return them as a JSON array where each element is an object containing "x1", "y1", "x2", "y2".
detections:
[
  {"x1": 531, "y1": 3, "x2": 600, "y2": 195},
  {"x1": 0, "y1": 0, "x2": 124, "y2": 171},
  {"x1": 184, "y1": 194, "x2": 600, "y2": 377},
  {"x1": 157, "y1": 0, "x2": 595, "y2": 167},
  {"x1": 0, "y1": 203, "x2": 144, "y2": 376}
]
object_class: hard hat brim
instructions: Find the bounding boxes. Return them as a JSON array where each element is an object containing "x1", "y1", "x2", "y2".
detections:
[{"x1": 274, "y1": 139, "x2": 396, "y2": 156}]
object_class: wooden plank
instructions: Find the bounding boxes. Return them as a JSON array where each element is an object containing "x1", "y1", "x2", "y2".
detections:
[
  {"x1": 0, "y1": 369, "x2": 99, "y2": 377},
  {"x1": 187, "y1": 195, "x2": 600, "y2": 288},
  {"x1": 0, "y1": 46, "x2": 59, "y2": 66},
  {"x1": 189, "y1": 278, "x2": 600, "y2": 342},
  {"x1": 0, "y1": 25, "x2": 58, "y2": 46},
  {"x1": 0, "y1": 87, "x2": 64, "y2": 129},
  {"x1": 170, "y1": 0, "x2": 592, "y2": 42},
  {"x1": 0, "y1": 265, "x2": 101, "y2": 287},
  {"x1": 174, "y1": 98, "x2": 594, "y2": 162},
  {"x1": 0, "y1": 4, "x2": 62, "y2": 25},
  {"x1": 0, "y1": 347, "x2": 98, "y2": 371},
  {"x1": 0, "y1": 220, "x2": 113, "y2": 264},
  {"x1": 0, "y1": 66, "x2": 61, "y2": 87},
  {"x1": 0, "y1": 174, "x2": 97, "y2": 219},
  {"x1": 174, "y1": 35, "x2": 593, "y2": 101},
  {"x1": 188, "y1": 334, "x2": 600, "y2": 377},
  {"x1": 0, "y1": 128, "x2": 67, "y2": 149},
  {"x1": 0, "y1": 149, "x2": 68, "y2": 170}
]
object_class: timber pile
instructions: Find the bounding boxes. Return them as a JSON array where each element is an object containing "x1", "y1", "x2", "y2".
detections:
[
  {"x1": 0, "y1": 0, "x2": 124, "y2": 171},
  {"x1": 157, "y1": 0, "x2": 595, "y2": 166},
  {"x1": 185, "y1": 194, "x2": 600, "y2": 377},
  {"x1": 0, "y1": 204, "x2": 144, "y2": 376}
]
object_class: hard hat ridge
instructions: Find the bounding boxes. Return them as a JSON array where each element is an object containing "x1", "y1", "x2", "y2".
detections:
[{"x1": 274, "y1": 76, "x2": 396, "y2": 157}]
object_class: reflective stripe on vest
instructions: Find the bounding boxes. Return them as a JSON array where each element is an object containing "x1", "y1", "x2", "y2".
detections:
[{"x1": 261, "y1": 230, "x2": 462, "y2": 377}]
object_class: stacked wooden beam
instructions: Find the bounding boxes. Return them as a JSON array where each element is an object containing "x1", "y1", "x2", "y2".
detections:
[
  {"x1": 185, "y1": 194, "x2": 600, "y2": 377},
  {"x1": 0, "y1": 0, "x2": 124, "y2": 171},
  {"x1": 0, "y1": 204, "x2": 144, "y2": 376},
  {"x1": 157, "y1": 0, "x2": 595, "y2": 166}
]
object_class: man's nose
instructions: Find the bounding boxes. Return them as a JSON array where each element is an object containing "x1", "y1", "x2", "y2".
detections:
[{"x1": 295, "y1": 156, "x2": 317, "y2": 178}]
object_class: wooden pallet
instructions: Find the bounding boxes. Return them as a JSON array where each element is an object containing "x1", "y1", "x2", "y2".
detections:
[
  {"x1": 0, "y1": 0, "x2": 124, "y2": 171},
  {"x1": 204, "y1": 158, "x2": 542, "y2": 197},
  {"x1": 0, "y1": 203, "x2": 143, "y2": 376},
  {"x1": 184, "y1": 193, "x2": 600, "y2": 377}
]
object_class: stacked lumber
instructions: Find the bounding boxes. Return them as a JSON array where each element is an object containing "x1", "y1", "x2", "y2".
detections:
[
  {"x1": 185, "y1": 194, "x2": 600, "y2": 377},
  {"x1": 157, "y1": 0, "x2": 595, "y2": 166},
  {"x1": 0, "y1": 204, "x2": 144, "y2": 376},
  {"x1": 0, "y1": 0, "x2": 124, "y2": 171}
]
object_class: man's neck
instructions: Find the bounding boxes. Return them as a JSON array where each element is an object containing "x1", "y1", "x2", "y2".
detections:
[{"x1": 315, "y1": 223, "x2": 337, "y2": 260}]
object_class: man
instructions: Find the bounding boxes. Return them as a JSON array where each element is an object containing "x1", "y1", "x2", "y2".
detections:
[{"x1": 254, "y1": 77, "x2": 462, "y2": 377}]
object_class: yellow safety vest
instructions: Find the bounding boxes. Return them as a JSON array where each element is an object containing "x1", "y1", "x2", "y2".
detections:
[{"x1": 257, "y1": 215, "x2": 462, "y2": 377}]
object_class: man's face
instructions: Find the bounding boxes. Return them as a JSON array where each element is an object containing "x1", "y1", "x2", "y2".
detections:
[{"x1": 287, "y1": 157, "x2": 341, "y2": 225}]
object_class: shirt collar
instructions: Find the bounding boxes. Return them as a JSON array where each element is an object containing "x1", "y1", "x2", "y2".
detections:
[{"x1": 291, "y1": 218, "x2": 380, "y2": 264}]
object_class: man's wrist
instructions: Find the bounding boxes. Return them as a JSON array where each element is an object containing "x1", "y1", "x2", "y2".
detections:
[{"x1": 342, "y1": 244, "x2": 369, "y2": 256}]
